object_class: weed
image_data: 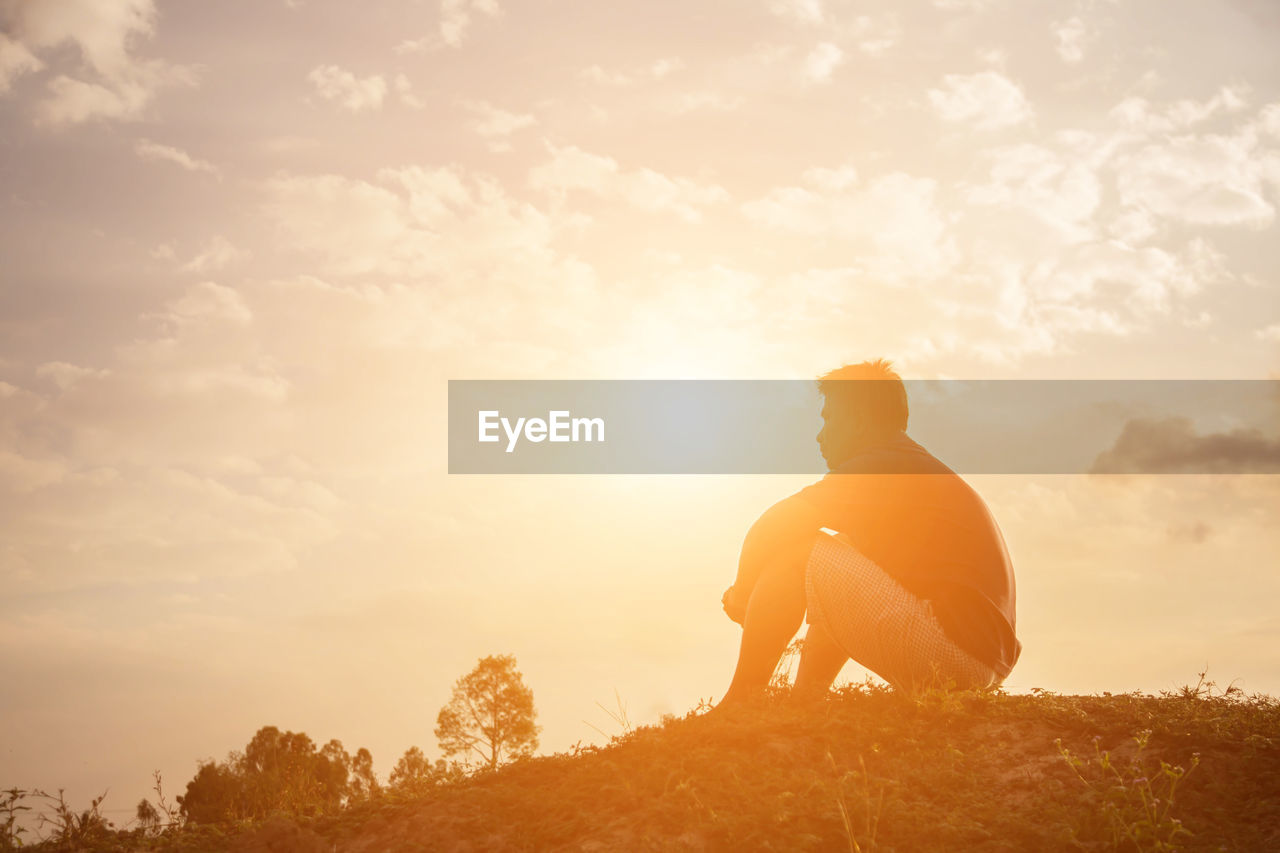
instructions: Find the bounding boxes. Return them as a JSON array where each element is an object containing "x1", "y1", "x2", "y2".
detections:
[
  {"x1": 1056, "y1": 730, "x2": 1199, "y2": 851},
  {"x1": 583, "y1": 688, "x2": 635, "y2": 742},
  {"x1": 770, "y1": 637, "x2": 806, "y2": 689},
  {"x1": 1, "y1": 788, "x2": 29, "y2": 851},
  {"x1": 828, "y1": 752, "x2": 884, "y2": 853},
  {"x1": 30, "y1": 788, "x2": 114, "y2": 846}
]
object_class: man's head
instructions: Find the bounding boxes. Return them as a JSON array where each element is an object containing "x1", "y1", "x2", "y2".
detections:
[{"x1": 815, "y1": 359, "x2": 909, "y2": 469}]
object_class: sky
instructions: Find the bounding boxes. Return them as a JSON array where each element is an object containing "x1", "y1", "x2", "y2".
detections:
[{"x1": 2, "y1": 0, "x2": 1279, "y2": 830}]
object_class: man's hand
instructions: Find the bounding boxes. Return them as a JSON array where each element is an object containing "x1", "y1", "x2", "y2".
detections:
[{"x1": 722, "y1": 584, "x2": 747, "y2": 625}]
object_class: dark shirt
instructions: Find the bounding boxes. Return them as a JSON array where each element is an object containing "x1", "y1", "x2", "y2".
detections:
[{"x1": 795, "y1": 431, "x2": 1021, "y2": 679}]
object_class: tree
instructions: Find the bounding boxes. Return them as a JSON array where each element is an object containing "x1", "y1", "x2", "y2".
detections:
[
  {"x1": 178, "y1": 726, "x2": 371, "y2": 823},
  {"x1": 349, "y1": 748, "x2": 381, "y2": 801},
  {"x1": 135, "y1": 799, "x2": 160, "y2": 835},
  {"x1": 388, "y1": 747, "x2": 464, "y2": 796},
  {"x1": 435, "y1": 654, "x2": 540, "y2": 771}
]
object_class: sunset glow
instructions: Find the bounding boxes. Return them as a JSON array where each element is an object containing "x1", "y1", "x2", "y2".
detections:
[{"x1": 2, "y1": 0, "x2": 1278, "y2": 835}]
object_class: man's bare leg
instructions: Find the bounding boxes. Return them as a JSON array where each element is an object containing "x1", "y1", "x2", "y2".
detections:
[
  {"x1": 793, "y1": 621, "x2": 849, "y2": 699},
  {"x1": 719, "y1": 549, "x2": 808, "y2": 705}
]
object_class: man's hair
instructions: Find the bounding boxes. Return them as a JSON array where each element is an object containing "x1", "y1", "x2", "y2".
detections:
[{"x1": 816, "y1": 359, "x2": 909, "y2": 432}]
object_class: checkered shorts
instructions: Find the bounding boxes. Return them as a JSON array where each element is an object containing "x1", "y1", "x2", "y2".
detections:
[{"x1": 804, "y1": 531, "x2": 999, "y2": 693}]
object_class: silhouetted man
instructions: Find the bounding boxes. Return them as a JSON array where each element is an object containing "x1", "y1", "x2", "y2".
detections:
[{"x1": 719, "y1": 360, "x2": 1020, "y2": 704}]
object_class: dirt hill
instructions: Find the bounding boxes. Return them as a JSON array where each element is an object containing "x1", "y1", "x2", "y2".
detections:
[{"x1": 26, "y1": 683, "x2": 1280, "y2": 852}]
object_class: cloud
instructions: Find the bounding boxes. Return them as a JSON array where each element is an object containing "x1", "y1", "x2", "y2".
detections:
[
  {"x1": 0, "y1": 32, "x2": 42, "y2": 91},
  {"x1": 1114, "y1": 130, "x2": 1275, "y2": 227},
  {"x1": 134, "y1": 138, "x2": 218, "y2": 174},
  {"x1": 770, "y1": 0, "x2": 823, "y2": 25},
  {"x1": 0, "y1": 449, "x2": 67, "y2": 492},
  {"x1": 464, "y1": 100, "x2": 534, "y2": 152},
  {"x1": 151, "y1": 281, "x2": 253, "y2": 328},
  {"x1": 1052, "y1": 16, "x2": 1090, "y2": 63},
  {"x1": 1091, "y1": 417, "x2": 1280, "y2": 474},
  {"x1": 663, "y1": 90, "x2": 745, "y2": 115},
  {"x1": 964, "y1": 142, "x2": 1102, "y2": 245},
  {"x1": 440, "y1": 0, "x2": 500, "y2": 47},
  {"x1": 741, "y1": 170, "x2": 955, "y2": 282},
  {"x1": 1110, "y1": 87, "x2": 1249, "y2": 134},
  {"x1": 1031, "y1": 241, "x2": 1206, "y2": 317},
  {"x1": 3, "y1": 0, "x2": 194, "y2": 125},
  {"x1": 393, "y1": 74, "x2": 423, "y2": 109},
  {"x1": 181, "y1": 236, "x2": 246, "y2": 274},
  {"x1": 260, "y1": 165, "x2": 597, "y2": 305},
  {"x1": 529, "y1": 145, "x2": 730, "y2": 223},
  {"x1": 933, "y1": 0, "x2": 995, "y2": 10},
  {"x1": 39, "y1": 72, "x2": 154, "y2": 124},
  {"x1": 929, "y1": 71, "x2": 1032, "y2": 129},
  {"x1": 844, "y1": 14, "x2": 899, "y2": 56},
  {"x1": 1257, "y1": 323, "x2": 1280, "y2": 342},
  {"x1": 802, "y1": 42, "x2": 843, "y2": 83},
  {"x1": 307, "y1": 64, "x2": 387, "y2": 112},
  {"x1": 36, "y1": 361, "x2": 109, "y2": 391},
  {"x1": 582, "y1": 57, "x2": 684, "y2": 87}
]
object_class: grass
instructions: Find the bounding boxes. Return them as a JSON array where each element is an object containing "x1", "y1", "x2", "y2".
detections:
[{"x1": 13, "y1": 679, "x2": 1280, "y2": 852}]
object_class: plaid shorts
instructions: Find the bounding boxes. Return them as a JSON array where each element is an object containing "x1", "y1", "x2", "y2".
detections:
[{"x1": 804, "y1": 531, "x2": 999, "y2": 693}]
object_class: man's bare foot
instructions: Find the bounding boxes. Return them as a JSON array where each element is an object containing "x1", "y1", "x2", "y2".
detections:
[{"x1": 703, "y1": 688, "x2": 765, "y2": 720}]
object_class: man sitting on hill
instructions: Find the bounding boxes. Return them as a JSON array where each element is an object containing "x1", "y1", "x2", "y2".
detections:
[{"x1": 719, "y1": 360, "x2": 1021, "y2": 704}]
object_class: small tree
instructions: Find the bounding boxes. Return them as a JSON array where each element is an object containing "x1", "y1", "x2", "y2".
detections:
[
  {"x1": 349, "y1": 748, "x2": 380, "y2": 801},
  {"x1": 435, "y1": 654, "x2": 540, "y2": 771},
  {"x1": 135, "y1": 798, "x2": 160, "y2": 835},
  {"x1": 388, "y1": 747, "x2": 462, "y2": 795}
]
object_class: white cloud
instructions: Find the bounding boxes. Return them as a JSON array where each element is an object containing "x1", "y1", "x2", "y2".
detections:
[
  {"x1": 1258, "y1": 103, "x2": 1280, "y2": 139},
  {"x1": 0, "y1": 450, "x2": 67, "y2": 493},
  {"x1": 1108, "y1": 208, "x2": 1157, "y2": 245},
  {"x1": 262, "y1": 165, "x2": 578, "y2": 283},
  {"x1": 5, "y1": 0, "x2": 194, "y2": 125},
  {"x1": 964, "y1": 142, "x2": 1101, "y2": 245},
  {"x1": 36, "y1": 361, "x2": 109, "y2": 391},
  {"x1": 801, "y1": 164, "x2": 858, "y2": 191},
  {"x1": 530, "y1": 145, "x2": 730, "y2": 223},
  {"x1": 741, "y1": 171, "x2": 956, "y2": 282},
  {"x1": 440, "y1": 0, "x2": 500, "y2": 47},
  {"x1": 0, "y1": 32, "x2": 42, "y2": 91},
  {"x1": 6, "y1": 0, "x2": 155, "y2": 79},
  {"x1": 1053, "y1": 16, "x2": 1090, "y2": 63},
  {"x1": 181, "y1": 236, "x2": 246, "y2": 273},
  {"x1": 1111, "y1": 87, "x2": 1249, "y2": 133},
  {"x1": 307, "y1": 65, "x2": 387, "y2": 112},
  {"x1": 664, "y1": 90, "x2": 745, "y2": 115},
  {"x1": 1256, "y1": 323, "x2": 1280, "y2": 342},
  {"x1": 1030, "y1": 241, "x2": 1204, "y2": 317},
  {"x1": 582, "y1": 57, "x2": 685, "y2": 87},
  {"x1": 162, "y1": 281, "x2": 253, "y2": 327},
  {"x1": 394, "y1": 74, "x2": 424, "y2": 109},
  {"x1": 845, "y1": 15, "x2": 899, "y2": 57},
  {"x1": 802, "y1": 42, "x2": 843, "y2": 84},
  {"x1": 929, "y1": 70, "x2": 1032, "y2": 129},
  {"x1": 1115, "y1": 131, "x2": 1275, "y2": 227},
  {"x1": 38, "y1": 72, "x2": 161, "y2": 125},
  {"x1": 770, "y1": 0, "x2": 823, "y2": 25},
  {"x1": 650, "y1": 57, "x2": 683, "y2": 78},
  {"x1": 465, "y1": 100, "x2": 535, "y2": 152},
  {"x1": 134, "y1": 138, "x2": 218, "y2": 174}
]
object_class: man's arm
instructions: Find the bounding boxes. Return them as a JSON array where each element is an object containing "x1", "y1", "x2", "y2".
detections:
[{"x1": 722, "y1": 493, "x2": 824, "y2": 624}]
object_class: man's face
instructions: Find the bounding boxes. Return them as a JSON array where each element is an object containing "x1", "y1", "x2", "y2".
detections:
[{"x1": 816, "y1": 396, "x2": 858, "y2": 470}]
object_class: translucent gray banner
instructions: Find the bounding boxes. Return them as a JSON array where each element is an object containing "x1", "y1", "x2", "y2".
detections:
[{"x1": 447, "y1": 380, "x2": 1280, "y2": 474}]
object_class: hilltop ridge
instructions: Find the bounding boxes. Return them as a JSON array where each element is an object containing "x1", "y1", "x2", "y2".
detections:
[{"x1": 22, "y1": 683, "x2": 1280, "y2": 852}]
